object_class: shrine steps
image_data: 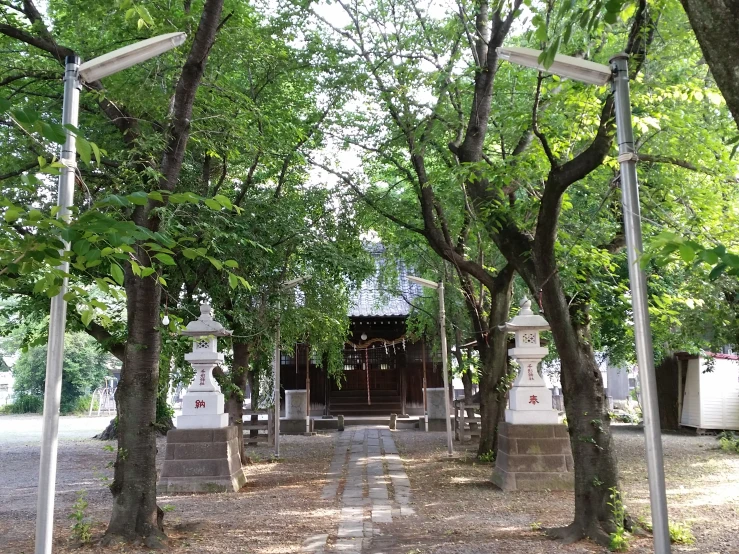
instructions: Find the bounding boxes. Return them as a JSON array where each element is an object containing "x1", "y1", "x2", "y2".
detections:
[{"x1": 328, "y1": 389, "x2": 402, "y2": 416}]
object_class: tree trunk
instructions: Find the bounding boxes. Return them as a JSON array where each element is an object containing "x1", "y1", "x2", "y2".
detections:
[
  {"x1": 680, "y1": 0, "x2": 739, "y2": 130},
  {"x1": 476, "y1": 273, "x2": 514, "y2": 456},
  {"x1": 103, "y1": 272, "x2": 164, "y2": 547},
  {"x1": 537, "y1": 271, "x2": 620, "y2": 546},
  {"x1": 226, "y1": 341, "x2": 250, "y2": 464},
  {"x1": 247, "y1": 366, "x2": 260, "y2": 439},
  {"x1": 453, "y1": 329, "x2": 476, "y2": 422}
]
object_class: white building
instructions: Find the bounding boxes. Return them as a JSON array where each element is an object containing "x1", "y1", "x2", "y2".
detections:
[
  {"x1": 679, "y1": 353, "x2": 739, "y2": 431},
  {"x1": 0, "y1": 369, "x2": 14, "y2": 406}
]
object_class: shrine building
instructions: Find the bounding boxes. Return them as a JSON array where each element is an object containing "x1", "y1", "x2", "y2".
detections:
[{"x1": 278, "y1": 246, "x2": 444, "y2": 417}]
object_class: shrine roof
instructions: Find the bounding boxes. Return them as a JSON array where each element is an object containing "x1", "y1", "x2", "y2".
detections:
[{"x1": 348, "y1": 244, "x2": 421, "y2": 318}]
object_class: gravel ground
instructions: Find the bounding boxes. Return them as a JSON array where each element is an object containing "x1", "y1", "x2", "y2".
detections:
[
  {"x1": 1, "y1": 417, "x2": 738, "y2": 553},
  {"x1": 0, "y1": 415, "x2": 339, "y2": 554},
  {"x1": 387, "y1": 425, "x2": 739, "y2": 554}
]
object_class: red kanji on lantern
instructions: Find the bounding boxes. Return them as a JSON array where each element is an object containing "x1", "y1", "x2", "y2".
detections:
[
  {"x1": 529, "y1": 395, "x2": 539, "y2": 405},
  {"x1": 195, "y1": 400, "x2": 206, "y2": 408}
]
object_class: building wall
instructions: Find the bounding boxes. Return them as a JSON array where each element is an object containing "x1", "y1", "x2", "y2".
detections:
[
  {"x1": 680, "y1": 358, "x2": 701, "y2": 428},
  {"x1": 277, "y1": 316, "x2": 443, "y2": 415},
  {"x1": 698, "y1": 358, "x2": 739, "y2": 430}
]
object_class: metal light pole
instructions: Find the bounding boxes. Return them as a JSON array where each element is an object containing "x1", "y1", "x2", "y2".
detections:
[
  {"x1": 408, "y1": 275, "x2": 454, "y2": 456},
  {"x1": 437, "y1": 281, "x2": 454, "y2": 457},
  {"x1": 496, "y1": 45, "x2": 671, "y2": 553},
  {"x1": 35, "y1": 33, "x2": 186, "y2": 554},
  {"x1": 35, "y1": 55, "x2": 80, "y2": 554},
  {"x1": 610, "y1": 53, "x2": 671, "y2": 553},
  {"x1": 273, "y1": 275, "x2": 311, "y2": 458},
  {"x1": 273, "y1": 305, "x2": 282, "y2": 457}
]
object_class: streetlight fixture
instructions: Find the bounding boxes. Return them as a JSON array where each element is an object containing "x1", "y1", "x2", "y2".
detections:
[
  {"x1": 36, "y1": 32, "x2": 187, "y2": 554},
  {"x1": 497, "y1": 45, "x2": 671, "y2": 553},
  {"x1": 273, "y1": 274, "x2": 311, "y2": 458},
  {"x1": 407, "y1": 275, "x2": 454, "y2": 456}
]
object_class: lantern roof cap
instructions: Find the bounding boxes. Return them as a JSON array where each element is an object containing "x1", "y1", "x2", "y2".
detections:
[
  {"x1": 180, "y1": 303, "x2": 232, "y2": 337},
  {"x1": 505, "y1": 297, "x2": 550, "y2": 332}
]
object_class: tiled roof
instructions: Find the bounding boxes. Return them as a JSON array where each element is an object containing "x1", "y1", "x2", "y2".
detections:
[{"x1": 348, "y1": 244, "x2": 421, "y2": 317}]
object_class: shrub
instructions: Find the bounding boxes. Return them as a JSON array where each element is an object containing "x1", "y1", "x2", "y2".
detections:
[
  {"x1": 5, "y1": 393, "x2": 44, "y2": 413},
  {"x1": 71, "y1": 395, "x2": 98, "y2": 415},
  {"x1": 608, "y1": 487, "x2": 630, "y2": 552},
  {"x1": 477, "y1": 450, "x2": 495, "y2": 463},
  {"x1": 68, "y1": 491, "x2": 92, "y2": 543},
  {"x1": 717, "y1": 431, "x2": 739, "y2": 453},
  {"x1": 669, "y1": 522, "x2": 695, "y2": 545}
]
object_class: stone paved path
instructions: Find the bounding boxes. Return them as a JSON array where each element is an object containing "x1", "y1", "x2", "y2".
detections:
[{"x1": 302, "y1": 427, "x2": 414, "y2": 553}]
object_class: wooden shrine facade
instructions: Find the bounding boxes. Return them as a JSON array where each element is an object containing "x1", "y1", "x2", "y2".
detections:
[{"x1": 279, "y1": 316, "x2": 444, "y2": 416}]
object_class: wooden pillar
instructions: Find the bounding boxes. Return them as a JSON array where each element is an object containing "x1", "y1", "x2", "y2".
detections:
[
  {"x1": 401, "y1": 363, "x2": 407, "y2": 416},
  {"x1": 365, "y1": 348, "x2": 371, "y2": 405}
]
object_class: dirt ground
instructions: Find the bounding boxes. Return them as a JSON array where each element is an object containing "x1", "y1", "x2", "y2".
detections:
[{"x1": 1, "y1": 416, "x2": 738, "y2": 554}]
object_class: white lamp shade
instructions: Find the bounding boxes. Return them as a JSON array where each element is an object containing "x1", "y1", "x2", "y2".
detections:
[
  {"x1": 497, "y1": 46, "x2": 612, "y2": 86},
  {"x1": 282, "y1": 275, "x2": 312, "y2": 289},
  {"x1": 407, "y1": 275, "x2": 439, "y2": 289},
  {"x1": 79, "y1": 32, "x2": 187, "y2": 82}
]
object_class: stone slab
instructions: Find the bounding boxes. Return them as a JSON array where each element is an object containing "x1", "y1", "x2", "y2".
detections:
[
  {"x1": 158, "y1": 426, "x2": 245, "y2": 494},
  {"x1": 498, "y1": 422, "x2": 559, "y2": 438},
  {"x1": 505, "y1": 409, "x2": 559, "y2": 424},
  {"x1": 280, "y1": 418, "x2": 309, "y2": 435},
  {"x1": 177, "y1": 413, "x2": 229, "y2": 429},
  {"x1": 492, "y1": 422, "x2": 573, "y2": 491},
  {"x1": 426, "y1": 418, "x2": 448, "y2": 432},
  {"x1": 492, "y1": 467, "x2": 573, "y2": 491}
]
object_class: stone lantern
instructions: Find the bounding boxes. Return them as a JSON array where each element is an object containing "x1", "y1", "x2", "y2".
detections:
[
  {"x1": 158, "y1": 304, "x2": 246, "y2": 494},
  {"x1": 492, "y1": 297, "x2": 573, "y2": 492},
  {"x1": 504, "y1": 297, "x2": 558, "y2": 424},
  {"x1": 177, "y1": 304, "x2": 232, "y2": 429}
]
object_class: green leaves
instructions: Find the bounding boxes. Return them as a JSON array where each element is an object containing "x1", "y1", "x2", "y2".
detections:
[{"x1": 110, "y1": 263, "x2": 124, "y2": 285}]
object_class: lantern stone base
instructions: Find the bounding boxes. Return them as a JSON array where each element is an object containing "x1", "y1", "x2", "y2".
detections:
[
  {"x1": 280, "y1": 417, "x2": 309, "y2": 435},
  {"x1": 426, "y1": 418, "x2": 448, "y2": 432},
  {"x1": 492, "y1": 423, "x2": 574, "y2": 491},
  {"x1": 158, "y1": 426, "x2": 246, "y2": 494},
  {"x1": 504, "y1": 409, "x2": 559, "y2": 424}
]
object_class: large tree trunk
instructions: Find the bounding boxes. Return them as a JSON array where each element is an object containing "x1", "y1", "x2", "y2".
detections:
[
  {"x1": 537, "y1": 271, "x2": 620, "y2": 546},
  {"x1": 247, "y1": 365, "x2": 260, "y2": 439},
  {"x1": 103, "y1": 1, "x2": 225, "y2": 543},
  {"x1": 453, "y1": 329, "x2": 476, "y2": 422},
  {"x1": 226, "y1": 341, "x2": 250, "y2": 464},
  {"x1": 475, "y1": 270, "x2": 514, "y2": 456},
  {"x1": 680, "y1": 0, "x2": 739, "y2": 130},
  {"x1": 104, "y1": 272, "x2": 164, "y2": 547}
]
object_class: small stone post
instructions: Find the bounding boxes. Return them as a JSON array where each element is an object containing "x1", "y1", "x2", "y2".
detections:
[
  {"x1": 389, "y1": 413, "x2": 397, "y2": 430},
  {"x1": 158, "y1": 304, "x2": 246, "y2": 494},
  {"x1": 338, "y1": 414, "x2": 345, "y2": 432},
  {"x1": 492, "y1": 298, "x2": 573, "y2": 491}
]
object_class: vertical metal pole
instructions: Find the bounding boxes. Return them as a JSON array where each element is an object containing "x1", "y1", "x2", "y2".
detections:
[
  {"x1": 35, "y1": 55, "x2": 81, "y2": 554},
  {"x1": 422, "y1": 341, "x2": 427, "y2": 414},
  {"x1": 677, "y1": 358, "x2": 684, "y2": 427},
  {"x1": 437, "y1": 282, "x2": 454, "y2": 456},
  {"x1": 274, "y1": 301, "x2": 281, "y2": 458},
  {"x1": 610, "y1": 53, "x2": 671, "y2": 554}
]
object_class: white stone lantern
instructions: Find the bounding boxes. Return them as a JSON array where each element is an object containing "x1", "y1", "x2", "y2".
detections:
[
  {"x1": 177, "y1": 303, "x2": 232, "y2": 429},
  {"x1": 504, "y1": 297, "x2": 558, "y2": 424}
]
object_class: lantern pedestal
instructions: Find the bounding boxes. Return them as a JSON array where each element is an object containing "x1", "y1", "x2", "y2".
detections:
[
  {"x1": 282, "y1": 389, "x2": 309, "y2": 435},
  {"x1": 158, "y1": 426, "x2": 246, "y2": 494},
  {"x1": 491, "y1": 298, "x2": 573, "y2": 491},
  {"x1": 158, "y1": 304, "x2": 245, "y2": 494},
  {"x1": 491, "y1": 422, "x2": 573, "y2": 491},
  {"x1": 425, "y1": 388, "x2": 449, "y2": 432}
]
